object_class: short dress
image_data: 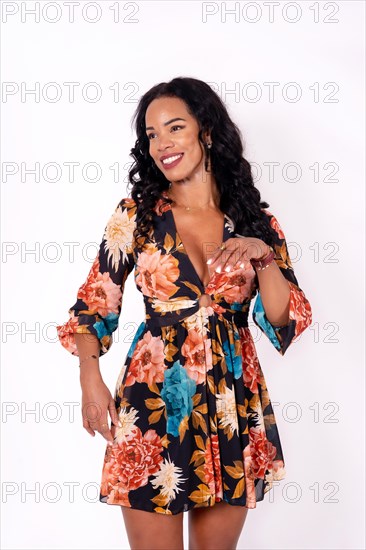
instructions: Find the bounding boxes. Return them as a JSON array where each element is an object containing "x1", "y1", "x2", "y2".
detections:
[{"x1": 57, "y1": 193, "x2": 312, "y2": 515}]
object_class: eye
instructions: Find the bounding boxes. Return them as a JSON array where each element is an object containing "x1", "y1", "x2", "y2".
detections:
[{"x1": 147, "y1": 125, "x2": 185, "y2": 141}]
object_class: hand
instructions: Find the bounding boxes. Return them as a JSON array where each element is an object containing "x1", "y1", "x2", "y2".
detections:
[
  {"x1": 206, "y1": 237, "x2": 270, "y2": 274},
  {"x1": 80, "y1": 374, "x2": 120, "y2": 446}
]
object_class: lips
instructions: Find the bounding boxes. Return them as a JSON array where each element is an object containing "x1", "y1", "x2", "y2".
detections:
[
  {"x1": 160, "y1": 153, "x2": 184, "y2": 169},
  {"x1": 160, "y1": 153, "x2": 184, "y2": 163}
]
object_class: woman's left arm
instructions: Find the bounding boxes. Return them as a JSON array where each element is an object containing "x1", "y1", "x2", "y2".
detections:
[
  {"x1": 254, "y1": 259, "x2": 291, "y2": 327},
  {"x1": 248, "y1": 210, "x2": 313, "y2": 355}
]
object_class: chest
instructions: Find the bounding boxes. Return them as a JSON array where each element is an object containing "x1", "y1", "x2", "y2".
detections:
[{"x1": 170, "y1": 207, "x2": 225, "y2": 288}]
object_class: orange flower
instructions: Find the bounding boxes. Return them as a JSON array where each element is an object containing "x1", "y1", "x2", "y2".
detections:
[
  {"x1": 240, "y1": 327, "x2": 261, "y2": 394},
  {"x1": 77, "y1": 256, "x2": 122, "y2": 317},
  {"x1": 181, "y1": 328, "x2": 213, "y2": 384},
  {"x1": 135, "y1": 249, "x2": 180, "y2": 300},
  {"x1": 125, "y1": 331, "x2": 166, "y2": 386}
]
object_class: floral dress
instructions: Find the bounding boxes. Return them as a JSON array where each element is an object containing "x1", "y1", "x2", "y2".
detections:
[{"x1": 57, "y1": 193, "x2": 312, "y2": 515}]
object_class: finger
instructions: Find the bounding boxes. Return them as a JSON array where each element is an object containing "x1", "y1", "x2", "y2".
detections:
[
  {"x1": 99, "y1": 420, "x2": 114, "y2": 446},
  {"x1": 82, "y1": 418, "x2": 95, "y2": 437},
  {"x1": 206, "y1": 240, "x2": 232, "y2": 265},
  {"x1": 108, "y1": 397, "x2": 121, "y2": 428}
]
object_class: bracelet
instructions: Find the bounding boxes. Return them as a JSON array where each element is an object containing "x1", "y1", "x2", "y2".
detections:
[
  {"x1": 250, "y1": 246, "x2": 275, "y2": 271},
  {"x1": 79, "y1": 353, "x2": 98, "y2": 368}
]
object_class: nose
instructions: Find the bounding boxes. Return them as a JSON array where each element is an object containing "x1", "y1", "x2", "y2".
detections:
[{"x1": 157, "y1": 132, "x2": 175, "y2": 151}]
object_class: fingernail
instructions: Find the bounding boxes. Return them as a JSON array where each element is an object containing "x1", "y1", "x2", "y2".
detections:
[
  {"x1": 118, "y1": 421, "x2": 123, "y2": 428},
  {"x1": 206, "y1": 258, "x2": 212, "y2": 265},
  {"x1": 225, "y1": 265, "x2": 231, "y2": 272},
  {"x1": 215, "y1": 266, "x2": 221, "y2": 273},
  {"x1": 107, "y1": 441, "x2": 113, "y2": 446}
]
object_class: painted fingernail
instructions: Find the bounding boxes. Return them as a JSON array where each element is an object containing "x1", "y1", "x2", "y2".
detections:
[
  {"x1": 225, "y1": 265, "x2": 231, "y2": 272},
  {"x1": 215, "y1": 266, "x2": 221, "y2": 273},
  {"x1": 207, "y1": 258, "x2": 212, "y2": 265},
  {"x1": 239, "y1": 263, "x2": 244, "y2": 268}
]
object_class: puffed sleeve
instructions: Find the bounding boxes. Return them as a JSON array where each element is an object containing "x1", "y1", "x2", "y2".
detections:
[
  {"x1": 56, "y1": 197, "x2": 137, "y2": 357},
  {"x1": 251, "y1": 210, "x2": 312, "y2": 356}
]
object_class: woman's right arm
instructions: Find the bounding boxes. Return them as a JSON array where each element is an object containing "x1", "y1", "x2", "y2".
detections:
[
  {"x1": 75, "y1": 332, "x2": 120, "y2": 444},
  {"x1": 57, "y1": 198, "x2": 137, "y2": 443}
]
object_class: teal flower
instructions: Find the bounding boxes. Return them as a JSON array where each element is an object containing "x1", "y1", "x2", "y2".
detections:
[
  {"x1": 93, "y1": 312, "x2": 119, "y2": 338},
  {"x1": 127, "y1": 322, "x2": 146, "y2": 358},
  {"x1": 161, "y1": 360, "x2": 196, "y2": 437},
  {"x1": 223, "y1": 338, "x2": 242, "y2": 379},
  {"x1": 252, "y1": 292, "x2": 281, "y2": 351}
]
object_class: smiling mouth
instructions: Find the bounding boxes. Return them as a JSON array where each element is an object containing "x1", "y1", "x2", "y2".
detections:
[{"x1": 161, "y1": 154, "x2": 184, "y2": 165}]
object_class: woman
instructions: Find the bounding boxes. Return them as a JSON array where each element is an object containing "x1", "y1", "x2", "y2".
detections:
[{"x1": 57, "y1": 77, "x2": 312, "y2": 550}]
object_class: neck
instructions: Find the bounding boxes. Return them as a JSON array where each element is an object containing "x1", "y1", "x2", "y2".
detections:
[{"x1": 167, "y1": 181, "x2": 220, "y2": 210}]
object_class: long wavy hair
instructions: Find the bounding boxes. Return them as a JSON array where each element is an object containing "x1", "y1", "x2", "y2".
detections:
[{"x1": 128, "y1": 76, "x2": 278, "y2": 247}]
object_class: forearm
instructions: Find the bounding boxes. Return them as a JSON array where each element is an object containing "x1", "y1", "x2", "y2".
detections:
[
  {"x1": 74, "y1": 333, "x2": 102, "y2": 381},
  {"x1": 255, "y1": 261, "x2": 291, "y2": 327}
]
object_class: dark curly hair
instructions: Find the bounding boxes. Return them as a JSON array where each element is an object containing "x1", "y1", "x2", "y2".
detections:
[{"x1": 127, "y1": 76, "x2": 278, "y2": 248}]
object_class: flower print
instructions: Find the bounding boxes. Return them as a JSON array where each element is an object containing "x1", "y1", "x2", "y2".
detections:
[
  {"x1": 114, "y1": 406, "x2": 140, "y2": 445},
  {"x1": 239, "y1": 327, "x2": 261, "y2": 394},
  {"x1": 93, "y1": 312, "x2": 119, "y2": 339},
  {"x1": 215, "y1": 385, "x2": 239, "y2": 438},
  {"x1": 264, "y1": 459, "x2": 286, "y2": 491},
  {"x1": 181, "y1": 327, "x2": 213, "y2": 384},
  {"x1": 150, "y1": 455, "x2": 187, "y2": 502},
  {"x1": 288, "y1": 281, "x2": 313, "y2": 338},
  {"x1": 243, "y1": 443, "x2": 257, "y2": 508},
  {"x1": 268, "y1": 212, "x2": 285, "y2": 239},
  {"x1": 115, "y1": 364, "x2": 127, "y2": 392},
  {"x1": 125, "y1": 331, "x2": 166, "y2": 387},
  {"x1": 203, "y1": 438, "x2": 216, "y2": 494},
  {"x1": 248, "y1": 426, "x2": 277, "y2": 479},
  {"x1": 205, "y1": 262, "x2": 256, "y2": 304},
  {"x1": 56, "y1": 311, "x2": 80, "y2": 355},
  {"x1": 101, "y1": 426, "x2": 164, "y2": 502},
  {"x1": 77, "y1": 256, "x2": 122, "y2": 317},
  {"x1": 103, "y1": 204, "x2": 136, "y2": 271},
  {"x1": 222, "y1": 338, "x2": 242, "y2": 379},
  {"x1": 135, "y1": 249, "x2": 180, "y2": 300},
  {"x1": 183, "y1": 305, "x2": 214, "y2": 335},
  {"x1": 160, "y1": 360, "x2": 196, "y2": 437},
  {"x1": 210, "y1": 434, "x2": 223, "y2": 500}
]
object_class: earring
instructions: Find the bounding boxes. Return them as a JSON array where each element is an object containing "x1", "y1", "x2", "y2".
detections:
[{"x1": 207, "y1": 142, "x2": 212, "y2": 149}]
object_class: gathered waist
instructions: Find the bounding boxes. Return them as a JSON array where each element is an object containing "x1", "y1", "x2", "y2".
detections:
[{"x1": 144, "y1": 295, "x2": 249, "y2": 329}]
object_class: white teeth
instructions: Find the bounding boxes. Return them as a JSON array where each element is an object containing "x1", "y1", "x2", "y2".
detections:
[{"x1": 162, "y1": 154, "x2": 182, "y2": 165}]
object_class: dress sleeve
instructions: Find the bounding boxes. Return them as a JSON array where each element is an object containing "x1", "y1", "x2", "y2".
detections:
[
  {"x1": 251, "y1": 210, "x2": 312, "y2": 356},
  {"x1": 56, "y1": 197, "x2": 137, "y2": 357}
]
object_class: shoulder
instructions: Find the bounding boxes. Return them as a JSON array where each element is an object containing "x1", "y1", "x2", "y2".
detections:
[
  {"x1": 113, "y1": 197, "x2": 137, "y2": 219},
  {"x1": 261, "y1": 208, "x2": 286, "y2": 240},
  {"x1": 116, "y1": 197, "x2": 137, "y2": 210}
]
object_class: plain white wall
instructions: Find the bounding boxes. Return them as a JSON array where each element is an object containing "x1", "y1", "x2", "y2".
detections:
[{"x1": 1, "y1": 1, "x2": 364, "y2": 549}]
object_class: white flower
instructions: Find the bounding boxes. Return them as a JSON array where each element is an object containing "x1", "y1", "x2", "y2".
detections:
[
  {"x1": 115, "y1": 406, "x2": 139, "y2": 444},
  {"x1": 150, "y1": 456, "x2": 187, "y2": 502},
  {"x1": 104, "y1": 205, "x2": 136, "y2": 272},
  {"x1": 215, "y1": 386, "x2": 239, "y2": 435},
  {"x1": 248, "y1": 395, "x2": 265, "y2": 432},
  {"x1": 184, "y1": 304, "x2": 214, "y2": 335}
]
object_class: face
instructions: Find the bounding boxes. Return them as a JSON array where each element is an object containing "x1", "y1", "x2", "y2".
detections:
[{"x1": 145, "y1": 96, "x2": 210, "y2": 182}]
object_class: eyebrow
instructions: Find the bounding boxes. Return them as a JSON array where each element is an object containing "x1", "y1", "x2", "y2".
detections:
[{"x1": 145, "y1": 117, "x2": 186, "y2": 131}]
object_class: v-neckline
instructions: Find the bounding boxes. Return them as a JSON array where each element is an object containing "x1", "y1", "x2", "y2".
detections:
[{"x1": 166, "y1": 203, "x2": 228, "y2": 291}]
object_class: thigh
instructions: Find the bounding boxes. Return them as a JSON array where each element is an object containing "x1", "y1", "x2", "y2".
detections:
[
  {"x1": 121, "y1": 506, "x2": 184, "y2": 550},
  {"x1": 188, "y1": 500, "x2": 249, "y2": 550}
]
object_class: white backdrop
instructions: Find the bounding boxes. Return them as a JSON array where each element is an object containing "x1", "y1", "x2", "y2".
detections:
[{"x1": 1, "y1": 1, "x2": 365, "y2": 549}]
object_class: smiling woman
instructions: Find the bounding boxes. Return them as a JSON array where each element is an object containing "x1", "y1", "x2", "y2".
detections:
[{"x1": 56, "y1": 76, "x2": 312, "y2": 550}]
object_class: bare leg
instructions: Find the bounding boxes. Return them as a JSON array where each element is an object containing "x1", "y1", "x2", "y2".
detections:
[
  {"x1": 121, "y1": 506, "x2": 184, "y2": 550},
  {"x1": 188, "y1": 501, "x2": 249, "y2": 550}
]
